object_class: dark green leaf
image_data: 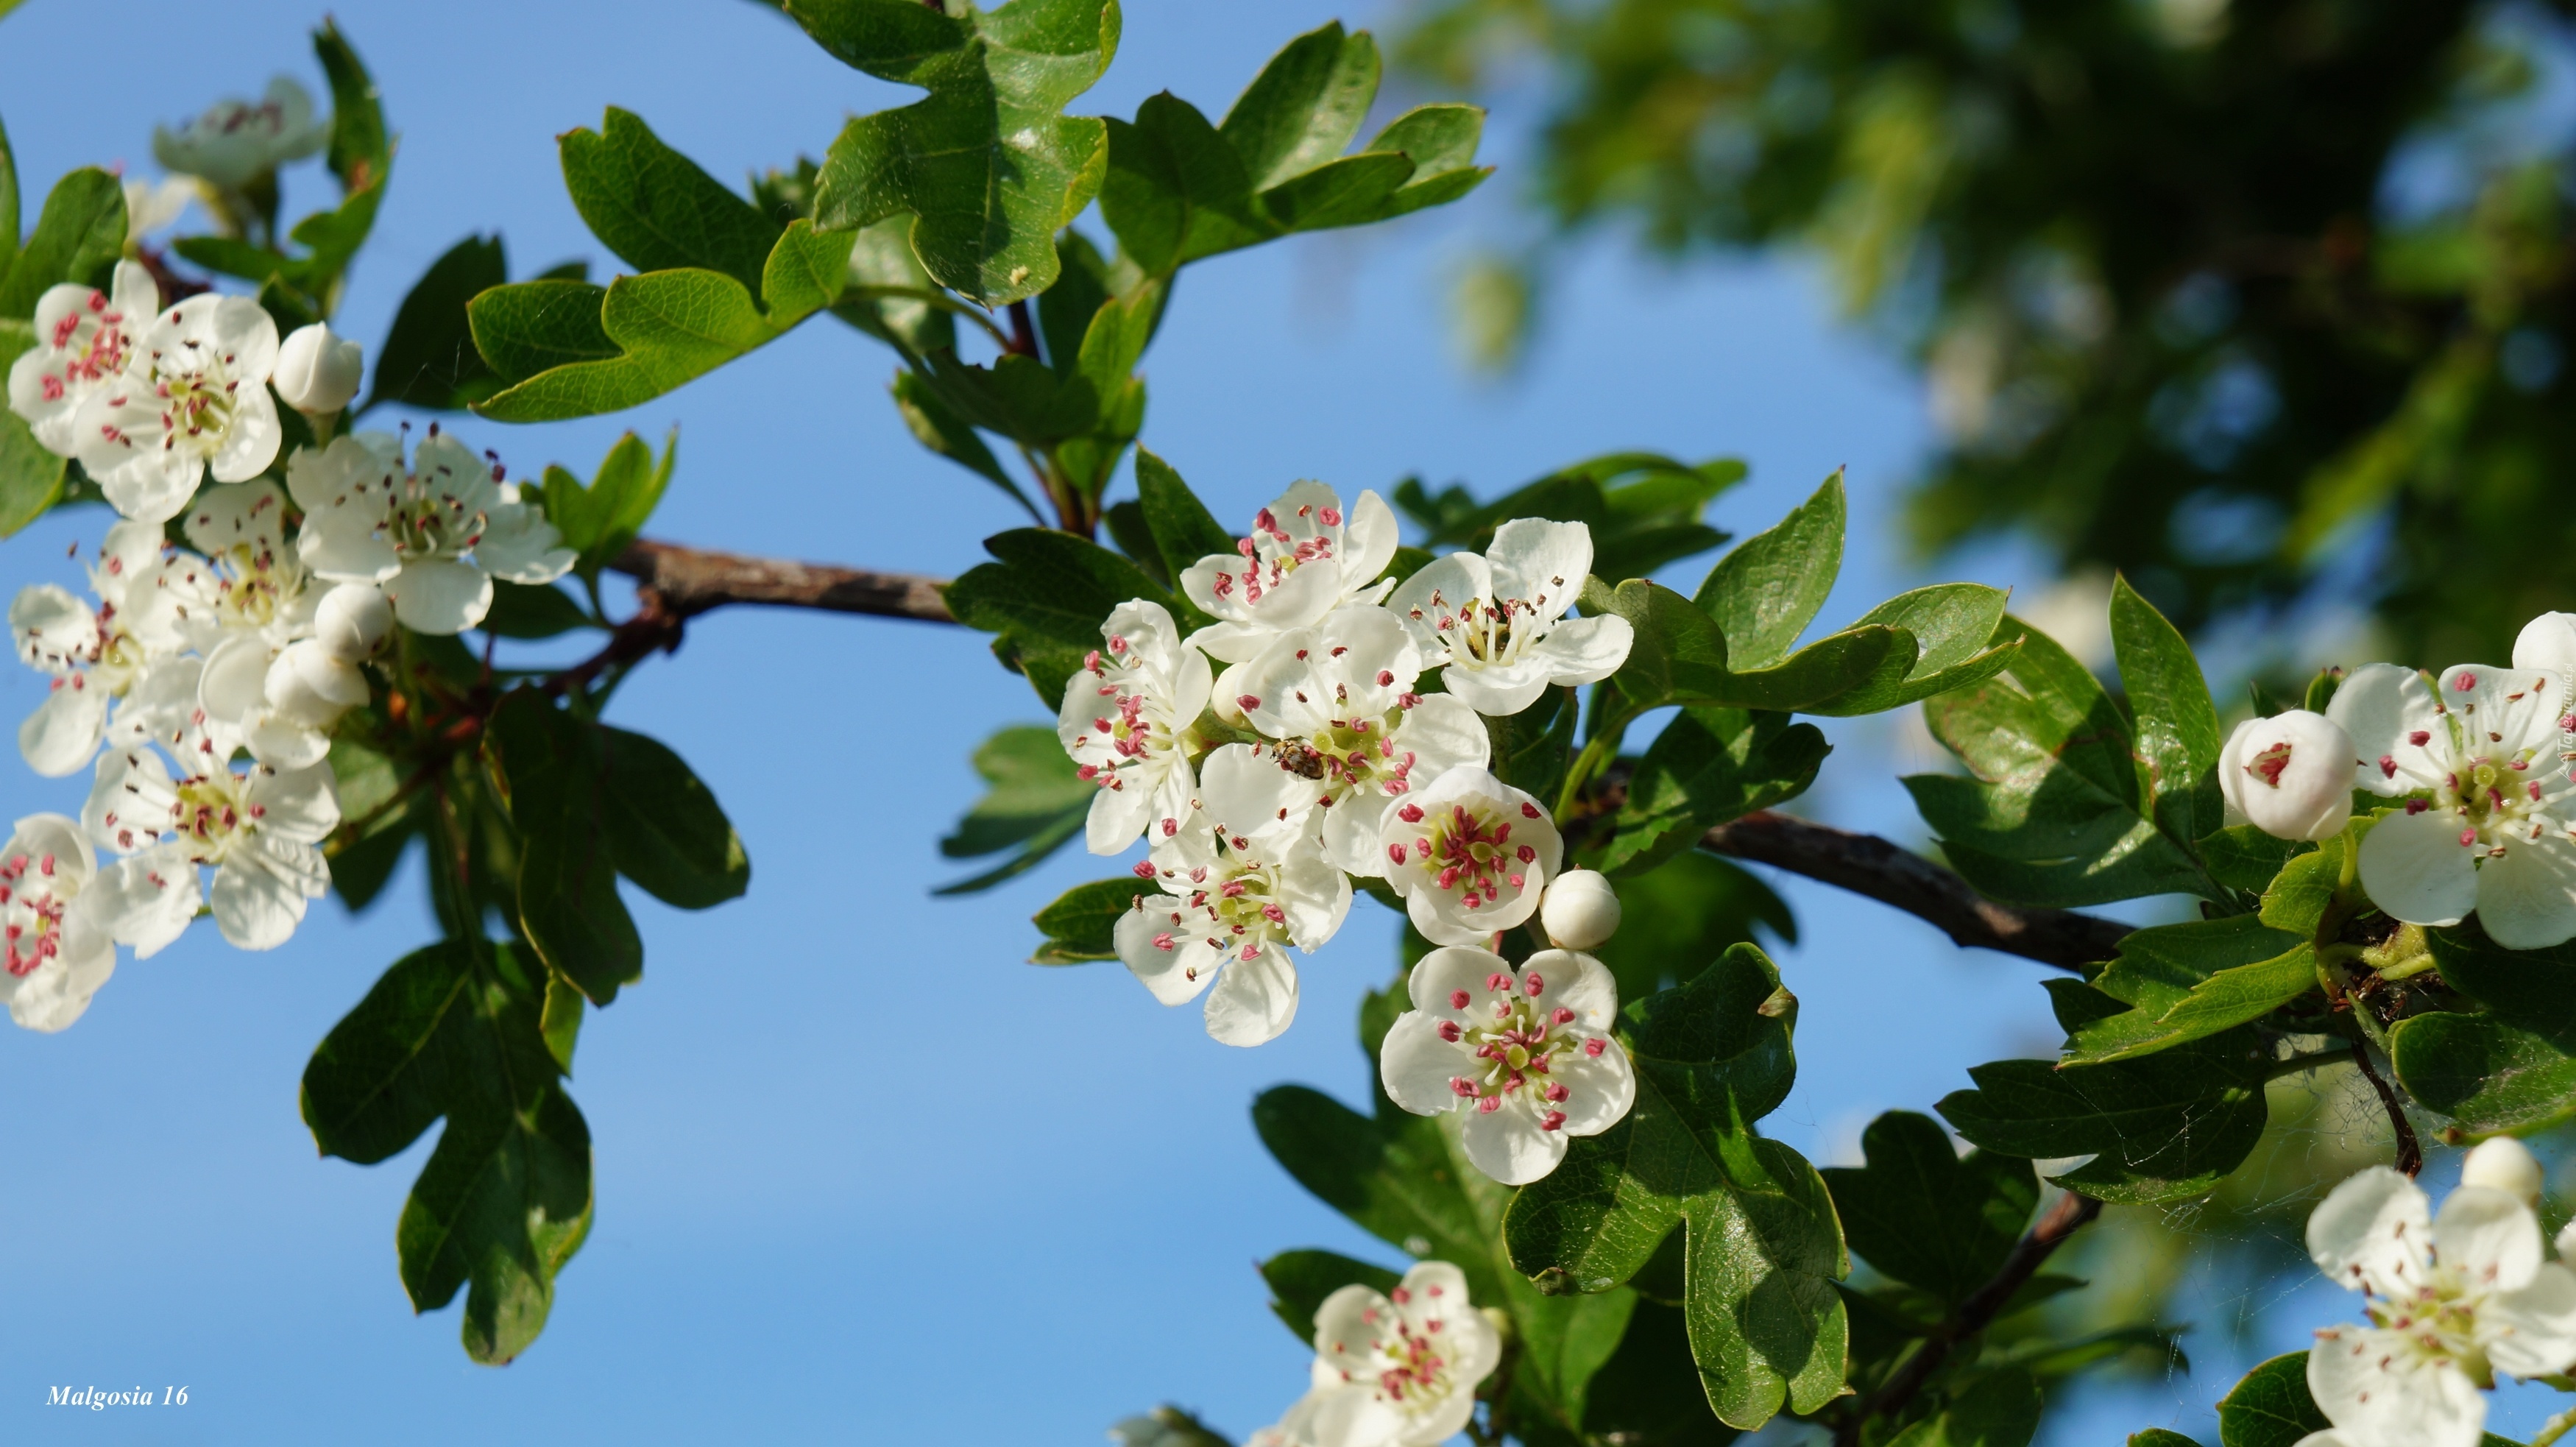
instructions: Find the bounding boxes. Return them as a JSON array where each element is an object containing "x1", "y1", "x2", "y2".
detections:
[
  {"x1": 1884, "y1": 1368, "x2": 2042, "y2": 1447},
  {"x1": 1031, "y1": 877, "x2": 1138, "y2": 963},
  {"x1": 2215, "y1": 1352, "x2": 2328, "y2": 1447},
  {"x1": 314, "y1": 18, "x2": 389, "y2": 191},
  {"x1": 1504, "y1": 944, "x2": 1846, "y2": 1430},
  {"x1": 299, "y1": 939, "x2": 591, "y2": 1364},
  {"x1": 468, "y1": 279, "x2": 618, "y2": 380},
  {"x1": 1604, "y1": 707, "x2": 1828, "y2": 874},
  {"x1": 1803, "y1": 584, "x2": 2020, "y2": 718},
  {"x1": 792, "y1": 0, "x2": 1117, "y2": 305},
  {"x1": 1588, "y1": 851, "x2": 1794, "y2": 1002},
  {"x1": 1575, "y1": 1299, "x2": 1733, "y2": 1446},
  {"x1": 0, "y1": 114, "x2": 18, "y2": 277},
  {"x1": 2133, "y1": 1432, "x2": 2208, "y2": 1447},
  {"x1": 0, "y1": 168, "x2": 124, "y2": 319},
  {"x1": 2391, "y1": 1011, "x2": 2576, "y2": 1139},
  {"x1": 365, "y1": 233, "x2": 506, "y2": 411},
  {"x1": 837, "y1": 211, "x2": 955, "y2": 355},
  {"x1": 1486, "y1": 683, "x2": 1577, "y2": 806},
  {"x1": 1820, "y1": 1111, "x2": 2037, "y2": 1307},
  {"x1": 561, "y1": 109, "x2": 779, "y2": 294},
  {"x1": 2110, "y1": 574, "x2": 2223, "y2": 846},
  {"x1": 1395, "y1": 453, "x2": 1742, "y2": 583},
  {"x1": 1260, "y1": 1248, "x2": 1400, "y2": 1342},
  {"x1": 888, "y1": 369, "x2": 1036, "y2": 517},
  {"x1": 485, "y1": 690, "x2": 643, "y2": 1005},
  {"x1": 2059, "y1": 915, "x2": 2313, "y2": 1065},
  {"x1": 1693, "y1": 470, "x2": 1844, "y2": 671},
  {"x1": 476, "y1": 581, "x2": 595, "y2": 640},
  {"x1": 1219, "y1": 21, "x2": 1380, "y2": 192},
  {"x1": 943, "y1": 527, "x2": 1172, "y2": 701},
  {"x1": 0, "y1": 403, "x2": 64, "y2": 538},
  {"x1": 599, "y1": 724, "x2": 750, "y2": 910},
  {"x1": 1101, "y1": 93, "x2": 1267, "y2": 275},
  {"x1": 936, "y1": 724, "x2": 1089, "y2": 894},
  {"x1": 2199, "y1": 826, "x2": 2308, "y2": 894},
  {"x1": 1939, "y1": 1019, "x2": 2269, "y2": 1203}
]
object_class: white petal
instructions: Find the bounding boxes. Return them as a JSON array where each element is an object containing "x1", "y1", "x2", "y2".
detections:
[
  {"x1": 183, "y1": 475, "x2": 291, "y2": 558},
  {"x1": 2484, "y1": 1261, "x2": 2576, "y2": 1379},
  {"x1": 1380, "y1": 1012, "x2": 1470, "y2": 1116},
  {"x1": 2307, "y1": 1326, "x2": 2485, "y2": 1447},
  {"x1": 209, "y1": 846, "x2": 311, "y2": 950},
  {"x1": 104, "y1": 656, "x2": 202, "y2": 753},
  {"x1": 2308, "y1": 1167, "x2": 2433, "y2": 1298},
  {"x1": 1440, "y1": 661, "x2": 1555, "y2": 717},
  {"x1": 1524, "y1": 949, "x2": 1621, "y2": 1030},
  {"x1": 1203, "y1": 941, "x2": 1298, "y2": 1046},
  {"x1": 20, "y1": 684, "x2": 107, "y2": 776},
  {"x1": 2327, "y1": 664, "x2": 2441, "y2": 798},
  {"x1": 2433, "y1": 1184, "x2": 2543, "y2": 1292},
  {"x1": 1387, "y1": 553, "x2": 1488, "y2": 654},
  {"x1": 85, "y1": 846, "x2": 201, "y2": 958},
  {"x1": 1199, "y1": 743, "x2": 1314, "y2": 849},
  {"x1": 475, "y1": 503, "x2": 577, "y2": 584},
  {"x1": 2357, "y1": 810, "x2": 2480, "y2": 928},
  {"x1": 1083, "y1": 782, "x2": 1151, "y2": 856},
  {"x1": 1114, "y1": 894, "x2": 1213, "y2": 1006},
  {"x1": 247, "y1": 760, "x2": 342, "y2": 843},
  {"x1": 1550, "y1": 1044, "x2": 1635, "y2": 1136},
  {"x1": 1530, "y1": 613, "x2": 1633, "y2": 686},
  {"x1": 2513, "y1": 612, "x2": 2576, "y2": 682},
  {"x1": 1342, "y1": 489, "x2": 1400, "y2": 589},
  {"x1": 209, "y1": 394, "x2": 282, "y2": 483},
  {"x1": 1485, "y1": 517, "x2": 1593, "y2": 621},
  {"x1": 1307, "y1": 1390, "x2": 1404, "y2": 1447},
  {"x1": 1460, "y1": 1102, "x2": 1570, "y2": 1185},
  {"x1": 2476, "y1": 835, "x2": 2576, "y2": 951},
  {"x1": 384, "y1": 558, "x2": 493, "y2": 634},
  {"x1": 1312, "y1": 1283, "x2": 1394, "y2": 1370},
  {"x1": 12, "y1": 581, "x2": 98, "y2": 671}
]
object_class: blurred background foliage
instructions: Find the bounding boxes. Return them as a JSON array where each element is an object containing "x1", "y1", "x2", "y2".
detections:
[{"x1": 1393, "y1": 0, "x2": 2576, "y2": 668}]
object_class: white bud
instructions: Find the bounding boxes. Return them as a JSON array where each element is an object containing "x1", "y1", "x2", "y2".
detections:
[
  {"x1": 2462, "y1": 1136, "x2": 2544, "y2": 1211},
  {"x1": 2218, "y1": 710, "x2": 2354, "y2": 842},
  {"x1": 263, "y1": 640, "x2": 369, "y2": 729},
  {"x1": 1540, "y1": 868, "x2": 1621, "y2": 950},
  {"x1": 273, "y1": 322, "x2": 364, "y2": 414},
  {"x1": 314, "y1": 583, "x2": 393, "y2": 662}
]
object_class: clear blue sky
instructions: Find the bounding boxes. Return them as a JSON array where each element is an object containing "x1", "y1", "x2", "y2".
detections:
[{"x1": 0, "y1": 1, "x2": 2366, "y2": 1443}]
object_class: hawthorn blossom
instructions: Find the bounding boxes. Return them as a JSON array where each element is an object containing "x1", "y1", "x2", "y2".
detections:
[
  {"x1": 80, "y1": 721, "x2": 338, "y2": 954},
  {"x1": 286, "y1": 428, "x2": 575, "y2": 634},
  {"x1": 1234, "y1": 606, "x2": 1490, "y2": 874},
  {"x1": 1540, "y1": 869, "x2": 1621, "y2": 950},
  {"x1": 0, "y1": 813, "x2": 116, "y2": 1032},
  {"x1": 1059, "y1": 599, "x2": 1214, "y2": 855},
  {"x1": 274, "y1": 322, "x2": 364, "y2": 414},
  {"x1": 10, "y1": 521, "x2": 199, "y2": 776},
  {"x1": 1379, "y1": 947, "x2": 1635, "y2": 1185},
  {"x1": 5, "y1": 261, "x2": 158, "y2": 456},
  {"x1": 1303, "y1": 1262, "x2": 1501, "y2": 1447},
  {"x1": 2218, "y1": 709, "x2": 2355, "y2": 842},
  {"x1": 1180, "y1": 482, "x2": 1400, "y2": 663},
  {"x1": 1387, "y1": 519, "x2": 1632, "y2": 716},
  {"x1": 152, "y1": 76, "x2": 329, "y2": 190},
  {"x1": 2513, "y1": 612, "x2": 2576, "y2": 776},
  {"x1": 76, "y1": 292, "x2": 283, "y2": 522},
  {"x1": 1114, "y1": 746, "x2": 1348, "y2": 1045},
  {"x1": 1376, "y1": 767, "x2": 1563, "y2": 947},
  {"x1": 2299, "y1": 1159, "x2": 2576, "y2": 1447},
  {"x1": 2326, "y1": 662, "x2": 2576, "y2": 949}
]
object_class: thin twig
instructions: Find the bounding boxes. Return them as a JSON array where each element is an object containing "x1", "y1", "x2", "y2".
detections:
[
  {"x1": 606, "y1": 539, "x2": 953, "y2": 623},
  {"x1": 1701, "y1": 812, "x2": 2134, "y2": 972},
  {"x1": 2349, "y1": 1037, "x2": 2424, "y2": 1177},
  {"x1": 1005, "y1": 298, "x2": 1040, "y2": 358},
  {"x1": 1834, "y1": 1191, "x2": 2104, "y2": 1446}
]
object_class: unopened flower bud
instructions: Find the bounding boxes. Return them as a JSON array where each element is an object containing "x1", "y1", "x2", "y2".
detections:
[
  {"x1": 2462, "y1": 1136, "x2": 2544, "y2": 1211},
  {"x1": 264, "y1": 640, "x2": 369, "y2": 728},
  {"x1": 314, "y1": 583, "x2": 393, "y2": 662},
  {"x1": 274, "y1": 322, "x2": 364, "y2": 414},
  {"x1": 1540, "y1": 868, "x2": 1621, "y2": 950},
  {"x1": 2218, "y1": 710, "x2": 2354, "y2": 842}
]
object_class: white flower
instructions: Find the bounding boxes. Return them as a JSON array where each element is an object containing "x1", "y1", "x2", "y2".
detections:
[
  {"x1": 1059, "y1": 599, "x2": 1214, "y2": 855},
  {"x1": 75, "y1": 291, "x2": 283, "y2": 522},
  {"x1": 2326, "y1": 662, "x2": 2576, "y2": 949},
  {"x1": 286, "y1": 428, "x2": 575, "y2": 634},
  {"x1": 5, "y1": 260, "x2": 159, "y2": 456},
  {"x1": 2513, "y1": 612, "x2": 2576, "y2": 775},
  {"x1": 1540, "y1": 868, "x2": 1621, "y2": 950},
  {"x1": 80, "y1": 722, "x2": 338, "y2": 954},
  {"x1": 311, "y1": 581, "x2": 392, "y2": 661},
  {"x1": 1244, "y1": 1397, "x2": 1321, "y2": 1447},
  {"x1": 1113, "y1": 746, "x2": 1349, "y2": 1045},
  {"x1": 1302, "y1": 1262, "x2": 1502, "y2": 1447},
  {"x1": 273, "y1": 322, "x2": 364, "y2": 414},
  {"x1": 0, "y1": 814, "x2": 116, "y2": 1032},
  {"x1": 2460, "y1": 1136, "x2": 2544, "y2": 1211},
  {"x1": 152, "y1": 76, "x2": 329, "y2": 190},
  {"x1": 122, "y1": 176, "x2": 198, "y2": 238},
  {"x1": 1387, "y1": 519, "x2": 1632, "y2": 716},
  {"x1": 199, "y1": 635, "x2": 367, "y2": 770},
  {"x1": 1179, "y1": 482, "x2": 1400, "y2": 663},
  {"x1": 2301, "y1": 1165, "x2": 2576, "y2": 1447},
  {"x1": 1233, "y1": 606, "x2": 1490, "y2": 875},
  {"x1": 10, "y1": 520, "x2": 200, "y2": 776},
  {"x1": 1379, "y1": 947, "x2": 1635, "y2": 1184},
  {"x1": 1376, "y1": 767, "x2": 1563, "y2": 947},
  {"x1": 2219, "y1": 709, "x2": 2356, "y2": 842}
]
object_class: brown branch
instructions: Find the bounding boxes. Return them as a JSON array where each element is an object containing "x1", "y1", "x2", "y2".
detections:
[
  {"x1": 2349, "y1": 1038, "x2": 2424, "y2": 1178},
  {"x1": 1701, "y1": 811, "x2": 2133, "y2": 972},
  {"x1": 607, "y1": 538, "x2": 952, "y2": 623},
  {"x1": 1834, "y1": 1191, "x2": 2104, "y2": 1447}
]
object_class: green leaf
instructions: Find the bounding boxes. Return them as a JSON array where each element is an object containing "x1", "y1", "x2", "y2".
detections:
[
  {"x1": 0, "y1": 403, "x2": 64, "y2": 538},
  {"x1": 476, "y1": 581, "x2": 594, "y2": 640},
  {"x1": 299, "y1": 940, "x2": 591, "y2": 1364},
  {"x1": 1133, "y1": 447, "x2": 1235, "y2": 582},
  {"x1": 1820, "y1": 1111, "x2": 2037, "y2": 1307},
  {"x1": 1219, "y1": 21, "x2": 1379, "y2": 192},
  {"x1": 2387, "y1": 928, "x2": 2576, "y2": 1137},
  {"x1": 0, "y1": 114, "x2": 18, "y2": 277},
  {"x1": 1575, "y1": 1299, "x2": 1733, "y2": 1445},
  {"x1": 539, "y1": 429, "x2": 676, "y2": 575},
  {"x1": 0, "y1": 168, "x2": 124, "y2": 319},
  {"x1": 599, "y1": 724, "x2": 750, "y2": 910},
  {"x1": 891, "y1": 368, "x2": 1033, "y2": 515},
  {"x1": 1802, "y1": 584, "x2": 2020, "y2": 718},
  {"x1": 1031, "y1": 877, "x2": 1141, "y2": 963},
  {"x1": 2110, "y1": 575, "x2": 2224, "y2": 846},
  {"x1": 838, "y1": 211, "x2": 956, "y2": 355},
  {"x1": 560, "y1": 108, "x2": 779, "y2": 293},
  {"x1": 315, "y1": 18, "x2": 390, "y2": 192},
  {"x1": 1101, "y1": 93, "x2": 1268, "y2": 275},
  {"x1": 365, "y1": 233, "x2": 507, "y2": 411},
  {"x1": 2199, "y1": 825, "x2": 2309, "y2": 895},
  {"x1": 1604, "y1": 707, "x2": 1829, "y2": 874},
  {"x1": 1361, "y1": 104, "x2": 1490, "y2": 217},
  {"x1": 1486, "y1": 684, "x2": 1577, "y2": 807},
  {"x1": 471, "y1": 223, "x2": 844, "y2": 421},
  {"x1": 2215, "y1": 1352, "x2": 2329, "y2": 1447},
  {"x1": 936, "y1": 724, "x2": 1090, "y2": 894},
  {"x1": 1906, "y1": 616, "x2": 2218, "y2": 908},
  {"x1": 1590, "y1": 579, "x2": 1904, "y2": 714},
  {"x1": 1588, "y1": 851, "x2": 1794, "y2": 1002},
  {"x1": 791, "y1": 0, "x2": 1118, "y2": 305},
  {"x1": 1693, "y1": 470, "x2": 1844, "y2": 671},
  {"x1": 1503, "y1": 944, "x2": 1847, "y2": 1430},
  {"x1": 2133, "y1": 1433, "x2": 2208, "y2": 1447},
  {"x1": 2059, "y1": 915, "x2": 2313, "y2": 1065},
  {"x1": 1884, "y1": 1368, "x2": 2042, "y2": 1447},
  {"x1": 1393, "y1": 452, "x2": 1743, "y2": 584},
  {"x1": 943, "y1": 527, "x2": 1172, "y2": 701},
  {"x1": 1940, "y1": 1004, "x2": 2269, "y2": 1203},
  {"x1": 1260, "y1": 1248, "x2": 1399, "y2": 1342},
  {"x1": 485, "y1": 691, "x2": 643, "y2": 1005}
]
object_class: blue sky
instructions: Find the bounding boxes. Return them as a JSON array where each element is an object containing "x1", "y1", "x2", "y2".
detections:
[{"x1": 0, "y1": 1, "x2": 2410, "y2": 1443}]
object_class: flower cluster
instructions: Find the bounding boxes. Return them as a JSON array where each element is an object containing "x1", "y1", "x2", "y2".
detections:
[
  {"x1": 1062, "y1": 484, "x2": 1638, "y2": 1180},
  {"x1": 2299, "y1": 1140, "x2": 2576, "y2": 1447},
  {"x1": 4, "y1": 266, "x2": 573, "y2": 1028},
  {"x1": 1245, "y1": 1261, "x2": 1503, "y2": 1447}
]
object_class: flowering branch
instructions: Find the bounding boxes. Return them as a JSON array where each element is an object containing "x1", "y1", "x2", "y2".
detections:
[
  {"x1": 1832, "y1": 1190, "x2": 2105, "y2": 1447},
  {"x1": 1699, "y1": 812, "x2": 2134, "y2": 972}
]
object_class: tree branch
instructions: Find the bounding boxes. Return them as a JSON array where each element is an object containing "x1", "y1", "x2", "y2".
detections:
[
  {"x1": 1699, "y1": 811, "x2": 2133, "y2": 972},
  {"x1": 608, "y1": 539, "x2": 953, "y2": 623},
  {"x1": 1833, "y1": 1190, "x2": 2104, "y2": 1447}
]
